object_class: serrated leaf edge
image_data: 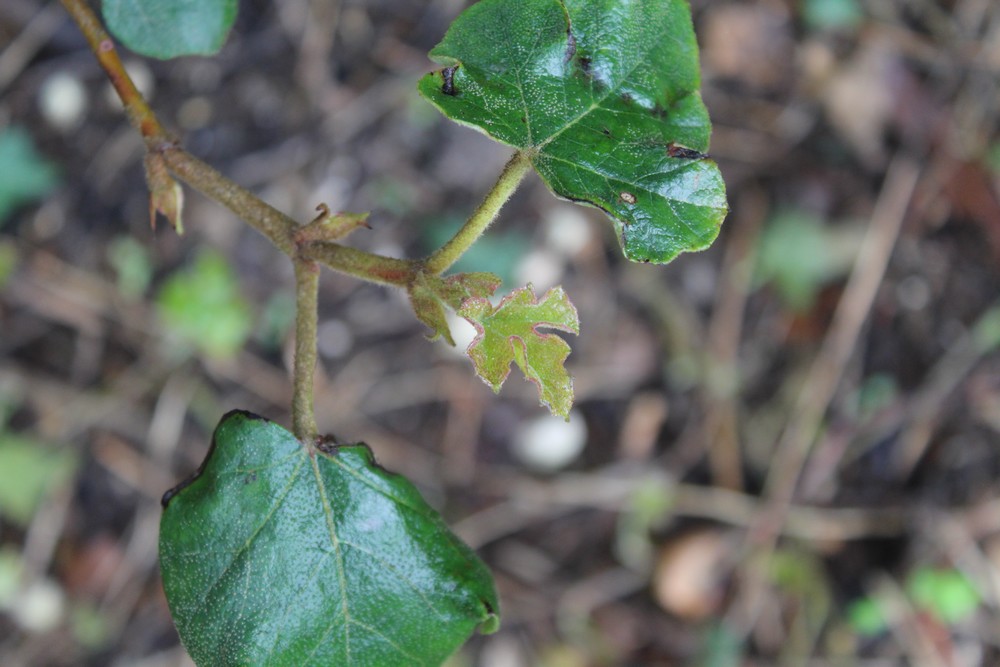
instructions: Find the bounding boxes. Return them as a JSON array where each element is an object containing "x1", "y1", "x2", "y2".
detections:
[{"x1": 459, "y1": 285, "x2": 579, "y2": 415}]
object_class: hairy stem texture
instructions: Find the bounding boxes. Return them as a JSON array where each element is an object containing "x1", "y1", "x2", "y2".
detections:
[
  {"x1": 425, "y1": 150, "x2": 533, "y2": 275},
  {"x1": 292, "y1": 260, "x2": 320, "y2": 441}
]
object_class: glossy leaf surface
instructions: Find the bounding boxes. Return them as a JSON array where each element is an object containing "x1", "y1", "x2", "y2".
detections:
[
  {"x1": 103, "y1": 0, "x2": 237, "y2": 60},
  {"x1": 419, "y1": 0, "x2": 728, "y2": 264},
  {"x1": 459, "y1": 286, "x2": 579, "y2": 418},
  {"x1": 160, "y1": 411, "x2": 498, "y2": 666}
]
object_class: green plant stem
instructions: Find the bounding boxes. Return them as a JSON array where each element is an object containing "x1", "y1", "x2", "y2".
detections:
[
  {"x1": 160, "y1": 147, "x2": 298, "y2": 255},
  {"x1": 60, "y1": 0, "x2": 421, "y2": 288},
  {"x1": 292, "y1": 260, "x2": 320, "y2": 442},
  {"x1": 162, "y1": 148, "x2": 424, "y2": 284},
  {"x1": 424, "y1": 149, "x2": 533, "y2": 275},
  {"x1": 62, "y1": 0, "x2": 531, "y2": 287},
  {"x1": 307, "y1": 243, "x2": 415, "y2": 287}
]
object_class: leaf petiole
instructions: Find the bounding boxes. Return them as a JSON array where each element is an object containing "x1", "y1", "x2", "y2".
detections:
[{"x1": 424, "y1": 149, "x2": 534, "y2": 275}]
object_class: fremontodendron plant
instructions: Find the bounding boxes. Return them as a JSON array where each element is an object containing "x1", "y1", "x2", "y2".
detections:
[{"x1": 60, "y1": 0, "x2": 727, "y2": 663}]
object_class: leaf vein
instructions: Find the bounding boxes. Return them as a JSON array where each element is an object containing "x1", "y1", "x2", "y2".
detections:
[{"x1": 186, "y1": 451, "x2": 309, "y2": 620}]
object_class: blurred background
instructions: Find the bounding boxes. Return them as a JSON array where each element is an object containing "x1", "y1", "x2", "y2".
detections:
[{"x1": 2, "y1": 0, "x2": 1000, "y2": 664}]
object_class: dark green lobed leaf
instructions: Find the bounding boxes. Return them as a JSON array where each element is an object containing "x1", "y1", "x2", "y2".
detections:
[
  {"x1": 419, "y1": 0, "x2": 728, "y2": 263},
  {"x1": 160, "y1": 411, "x2": 498, "y2": 666}
]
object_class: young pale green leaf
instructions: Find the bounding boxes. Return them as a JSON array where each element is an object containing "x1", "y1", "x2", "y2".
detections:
[
  {"x1": 160, "y1": 411, "x2": 498, "y2": 667},
  {"x1": 418, "y1": 0, "x2": 728, "y2": 264},
  {"x1": 103, "y1": 0, "x2": 237, "y2": 60},
  {"x1": 459, "y1": 285, "x2": 579, "y2": 418},
  {"x1": 408, "y1": 271, "x2": 502, "y2": 345}
]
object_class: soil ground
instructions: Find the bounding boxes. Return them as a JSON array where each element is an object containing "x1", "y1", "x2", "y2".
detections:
[{"x1": 2, "y1": 0, "x2": 1000, "y2": 665}]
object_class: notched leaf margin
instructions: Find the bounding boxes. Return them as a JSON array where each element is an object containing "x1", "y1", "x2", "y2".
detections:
[
  {"x1": 459, "y1": 284, "x2": 580, "y2": 418},
  {"x1": 160, "y1": 409, "x2": 270, "y2": 507}
]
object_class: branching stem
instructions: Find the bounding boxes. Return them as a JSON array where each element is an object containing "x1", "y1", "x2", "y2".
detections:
[
  {"x1": 61, "y1": 0, "x2": 533, "y2": 433},
  {"x1": 59, "y1": 0, "x2": 419, "y2": 285}
]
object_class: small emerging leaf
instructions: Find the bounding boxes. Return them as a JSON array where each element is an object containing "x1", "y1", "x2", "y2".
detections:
[
  {"x1": 103, "y1": 0, "x2": 238, "y2": 60},
  {"x1": 144, "y1": 153, "x2": 184, "y2": 234},
  {"x1": 160, "y1": 411, "x2": 499, "y2": 666},
  {"x1": 296, "y1": 206, "x2": 370, "y2": 244},
  {"x1": 419, "y1": 0, "x2": 728, "y2": 264},
  {"x1": 459, "y1": 285, "x2": 579, "y2": 418},
  {"x1": 409, "y1": 271, "x2": 501, "y2": 345}
]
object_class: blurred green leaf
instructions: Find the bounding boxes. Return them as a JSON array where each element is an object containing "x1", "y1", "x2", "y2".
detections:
[
  {"x1": 156, "y1": 250, "x2": 252, "y2": 359},
  {"x1": 160, "y1": 411, "x2": 499, "y2": 666},
  {"x1": 696, "y1": 622, "x2": 743, "y2": 667},
  {"x1": 418, "y1": 0, "x2": 727, "y2": 264},
  {"x1": 0, "y1": 127, "x2": 60, "y2": 227},
  {"x1": 801, "y1": 0, "x2": 863, "y2": 31},
  {"x1": 770, "y1": 549, "x2": 831, "y2": 616},
  {"x1": 103, "y1": 0, "x2": 237, "y2": 60},
  {"x1": 70, "y1": 603, "x2": 111, "y2": 650},
  {"x1": 107, "y1": 236, "x2": 153, "y2": 300},
  {"x1": 615, "y1": 477, "x2": 674, "y2": 572},
  {"x1": 854, "y1": 373, "x2": 898, "y2": 420},
  {"x1": 0, "y1": 240, "x2": 18, "y2": 289},
  {"x1": 459, "y1": 285, "x2": 579, "y2": 418},
  {"x1": 986, "y1": 143, "x2": 1000, "y2": 176},
  {"x1": 255, "y1": 292, "x2": 296, "y2": 351},
  {"x1": 768, "y1": 550, "x2": 831, "y2": 655},
  {"x1": 370, "y1": 177, "x2": 419, "y2": 217},
  {"x1": 906, "y1": 566, "x2": 980, "y2": 625},
  {"x1": 0, "y1": 548, "x2": 25, "y2": 607},
  {"x1": 973, "y1": 303, "x2": 1000, "y2": 352},
  {"x1": 755, "y1": 211, "x2": 864, "y2": 312},
  {"x1": 0, "y1": 377, "x2": 23, "y2": 431},
  {"x1": 0, "y1": 434, "x2": 77, "y2": 526},
  {"x1": 535, "y1": 644, "x2": 588, "y2": 667},
  {"x1": 846, "y1": 597, "x2": 886, "y2": 637}
]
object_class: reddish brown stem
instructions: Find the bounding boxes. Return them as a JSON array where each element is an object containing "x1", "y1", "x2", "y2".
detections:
[{"x1": 60, "y1": 0, "x2": 168, "y2": 143}]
